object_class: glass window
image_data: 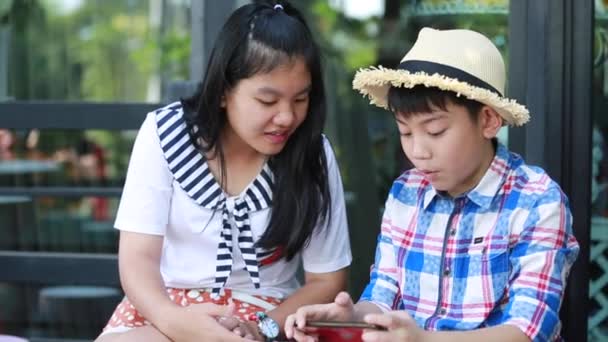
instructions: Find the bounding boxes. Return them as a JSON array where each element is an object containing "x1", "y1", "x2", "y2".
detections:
[
  {"x1": 303, "y1": 0, "x2": 510, "y2": 204},
  {"x1": 2, "y1": 0, "x2": 191, "y2": 103}
]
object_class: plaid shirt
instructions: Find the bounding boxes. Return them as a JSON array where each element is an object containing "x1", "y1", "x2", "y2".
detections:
[{"x1": 360, "y1": 143, "x2": 579, "y2": 342}]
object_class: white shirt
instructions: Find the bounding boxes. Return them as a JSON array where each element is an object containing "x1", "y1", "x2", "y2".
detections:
[{"x1": 115, "y1": 111, "x2": 352, "y2": 298}]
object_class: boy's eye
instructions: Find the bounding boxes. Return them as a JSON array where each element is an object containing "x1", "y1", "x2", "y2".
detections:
[
  {"x1": 295, "y1": 96, "x2": 309, "y2": 103},
  {"x1": 399, "y1": 132, "x2": 412, "y2": 137},
  {"x1": 429, "y1": 130, "x2": 446, "y2": 137}
]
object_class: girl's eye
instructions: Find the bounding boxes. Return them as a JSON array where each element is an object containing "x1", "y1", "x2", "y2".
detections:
[
  {"x1": 295, "y1": 96, "x2": 309, "y2": 103},
  {"x1": 257, "y1": 99, "x2": 277, "y2": 106},
  {"x1": 400, "y1": 132, "x2": 412, "y2": 137}
]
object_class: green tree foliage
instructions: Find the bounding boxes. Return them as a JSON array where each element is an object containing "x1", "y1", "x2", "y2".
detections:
[
  {"x1": 7, "y1": 0, "x2": 190, "y2": 101},
  {"x1": 4, "y1": 0, "x2": 190, "y2": 184}
]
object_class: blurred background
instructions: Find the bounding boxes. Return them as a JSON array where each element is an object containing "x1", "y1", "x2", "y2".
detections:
[{"x1": 0, "y1": 0, "x2": 599, "y2": 341}]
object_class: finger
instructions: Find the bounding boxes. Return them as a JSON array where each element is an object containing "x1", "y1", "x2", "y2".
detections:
[
  {"x1": 292, "y1": 327, "x2": 317, "y2": 342},
  {"x1": 285, "y1": 314, "x2": 318, "y2": 337},
  {"x1": 363, "y1": 329, "x2": 408, "y2": 342},
  {"x1": 364, "y1": 311, "x2": 411, "y2": 330},
  {"x1": 293, "y1": 304, "x2": 333, "y2": 329},
  {"x1": 334, "y1": 291, "x2": 354, "y2": 307},
  {"x1": 363, "y1": 314, "x2": 393, "y2": 330},
  {"x1": 215, "y1": 327, "x2": 255, "y2": 342},
  {"x1": 362, "y1": 330, "x2": 396, "y2": 342},
  {"x1": 232, "y1": 328, "x2": 244, "y2": 337},
  {"x1": 218, "y1": 316, "x2": 241, "y2": 330},
  {"x1": 225, "y1": 302, "x2": 236, "y2": 315},
  {"x1": 386, "y1": 310, "x2": 413, "y2": 320},
  {"x1": 284, "y1": 315, "x2": 296, "y2": 338}
]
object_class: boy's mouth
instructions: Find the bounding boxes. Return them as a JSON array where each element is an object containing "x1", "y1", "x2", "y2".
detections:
[{"x1": 420, "y1": 170, "x2": 439, "y2": 179}]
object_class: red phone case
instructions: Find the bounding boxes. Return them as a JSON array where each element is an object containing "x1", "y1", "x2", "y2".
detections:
[
  {"x1": 305, "y1": 321, "x2": 382, "y2": 342},
  {"x1": 312, "y1": 326, "x2": 366, "y2": 342}
]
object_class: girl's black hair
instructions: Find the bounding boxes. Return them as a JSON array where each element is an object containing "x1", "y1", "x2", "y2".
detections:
[{"x1": 181, "y1": 0, "x2": 330, "y2": 261}]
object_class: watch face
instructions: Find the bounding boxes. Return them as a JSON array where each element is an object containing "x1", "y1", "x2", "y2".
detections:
[{"x1": 259, "y1": 317, "x2": 280, "y2": 338}]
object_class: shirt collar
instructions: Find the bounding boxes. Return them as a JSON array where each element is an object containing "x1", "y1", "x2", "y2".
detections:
[
  {"x1": 154, "y1": 102, "x2": 274, "y2": 211},
  {"x1": 421, "y1": 143, "x2": 511, "y2": 210}
]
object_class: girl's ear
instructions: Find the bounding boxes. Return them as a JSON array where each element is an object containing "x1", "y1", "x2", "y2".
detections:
[
  {"x1": 479, "y1": 106, "x2": 503, "y2": 139},
  {"x1": 220, "y1": 95, "x2": 226, "y2": 108}
]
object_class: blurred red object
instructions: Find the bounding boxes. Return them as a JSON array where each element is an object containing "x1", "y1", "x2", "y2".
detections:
[{"x1": 0, "y1": 129, "x2": 15, "y2": 160}]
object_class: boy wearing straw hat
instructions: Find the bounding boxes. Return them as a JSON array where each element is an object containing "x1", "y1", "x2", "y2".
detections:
[{"x1": 285, "y1": 28, "x2": 579, "y2": 342}]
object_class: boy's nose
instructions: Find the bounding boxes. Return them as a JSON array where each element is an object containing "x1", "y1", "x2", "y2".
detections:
[{"x1": 410, "y1": 139, "x2": 431, "y2": 160}]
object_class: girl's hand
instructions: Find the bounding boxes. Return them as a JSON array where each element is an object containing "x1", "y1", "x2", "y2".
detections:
[
  {"x1": 165, "y1": 303, "x2": 255, "y2": 342},
  {"x1": 284, "y1": 291, "x2": 356, "y2": 341},
  {"x1": 361, "y1": 310, "x2": 425, "y2": 342},
  {"x1": 218, "y1": 316, "x2": 264, "y2": 341},
  {"x1": 233, "y1": 320, "x2": 264, "y2": 341}
]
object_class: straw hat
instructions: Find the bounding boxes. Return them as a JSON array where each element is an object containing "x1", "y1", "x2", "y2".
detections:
[{"x1": 352, "y1": 28, "x2": 530, "y2": 126}]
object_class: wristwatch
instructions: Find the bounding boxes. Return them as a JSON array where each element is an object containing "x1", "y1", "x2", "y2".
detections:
[{"x1": 254, "y1": 311, "x2": 280, "y2": 341}]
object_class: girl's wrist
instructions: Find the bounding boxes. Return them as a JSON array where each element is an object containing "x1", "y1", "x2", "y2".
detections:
[{"x1": 155, "y1": 303, "x2": 186, "y2": 337}]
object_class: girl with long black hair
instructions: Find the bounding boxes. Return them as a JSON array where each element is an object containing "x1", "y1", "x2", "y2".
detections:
[{"x1": 96, "y1": 1, "x2": 351, "y2": 341}]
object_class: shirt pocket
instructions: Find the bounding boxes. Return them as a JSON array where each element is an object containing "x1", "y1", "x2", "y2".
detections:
[{"x1": 455, "y1": 241, "x2": 510, "y2": 309}]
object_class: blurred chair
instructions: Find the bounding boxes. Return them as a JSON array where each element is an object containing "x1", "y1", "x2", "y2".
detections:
[
  {"x1": 38, "y1": 286, "x2": 122, "y2": 339},
  {"x1": 36, "y1": 211, "x2": 83, "y2": 253},
  {"x1": 0, "y1": 196, "x2": 33, "y2": 251},
  {"x1": 80, "y1": 220, "x2": 117, "y2": 254}
]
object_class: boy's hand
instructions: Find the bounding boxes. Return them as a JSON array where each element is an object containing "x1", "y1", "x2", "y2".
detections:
[
  {"x1": 361, "y1": 310, "x2": 425, "y2": 342},
  {"x1": 284, "y1": 291, "x2": 355, "y2": 341}
]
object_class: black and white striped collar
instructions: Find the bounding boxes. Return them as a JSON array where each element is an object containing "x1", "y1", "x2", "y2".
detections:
[{"x1": 153, "y1": 102, "x2": 274, "y2": 211}]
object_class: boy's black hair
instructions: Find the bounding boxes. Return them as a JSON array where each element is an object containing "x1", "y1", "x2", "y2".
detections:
[
  {"x1": 387, "y1": 85, "x2": 484, "y2": 121},
  {"x1": 388, "y1": 85, "x2": 500, "y2": 146},
  {"x1": 181, "y1": 0, "x2": 329, "y2": 261}
]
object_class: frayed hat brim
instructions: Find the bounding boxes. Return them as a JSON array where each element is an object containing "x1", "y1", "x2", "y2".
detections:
[{"x1": 352, "y1": 67, "x2": 530, "y2": 126}]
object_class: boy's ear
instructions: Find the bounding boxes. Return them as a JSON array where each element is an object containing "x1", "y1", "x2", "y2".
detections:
[{"x1": 479, "y1": 106, "x2": 503, "y2": 139}]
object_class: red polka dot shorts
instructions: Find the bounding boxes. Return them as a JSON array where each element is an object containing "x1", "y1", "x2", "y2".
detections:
[{"x1": 101, "y1": 288, "x2": 282, "y2": 335}]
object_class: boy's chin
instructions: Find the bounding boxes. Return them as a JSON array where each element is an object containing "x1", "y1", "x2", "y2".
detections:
[{"x1": 431, "y1": 182, "x2": 458, "y2": 196}]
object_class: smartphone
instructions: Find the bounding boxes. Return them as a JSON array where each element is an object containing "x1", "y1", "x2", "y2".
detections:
[{"x1": 304, "y1": 321, "x2": 386, "y2": 342}]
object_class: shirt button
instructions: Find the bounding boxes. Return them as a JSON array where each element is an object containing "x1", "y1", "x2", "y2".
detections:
[
  {"x1": 450, "y1": 229, "x2": 456, "y2": 236},
  {"x1": 443, "y1": 268, "x2": 451, "y2": 277},
  {"x1": 440, "y1": 308, "x2": 447, "y2": 315}
]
